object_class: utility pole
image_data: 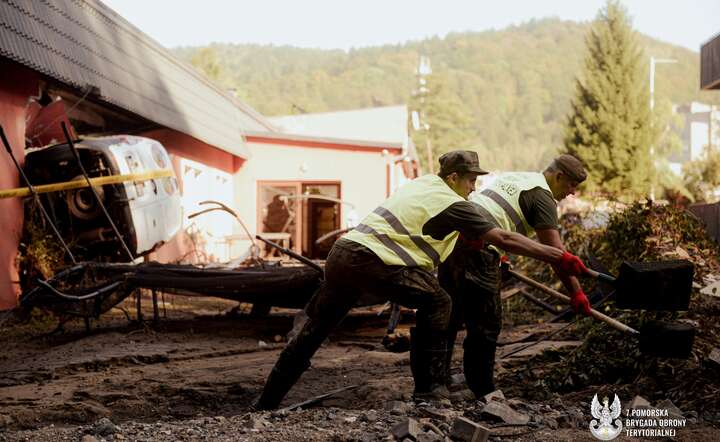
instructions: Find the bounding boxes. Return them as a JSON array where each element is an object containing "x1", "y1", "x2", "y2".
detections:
[
  {"x1": 649, "y1": 56, "x2": 677, "y2": 200},
  {"x1": 412, "y1": 56, "x2": 434, "y2": 173}
]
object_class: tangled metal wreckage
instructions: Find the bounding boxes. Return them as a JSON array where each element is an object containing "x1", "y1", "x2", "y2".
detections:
[{"x1": 1, "y1": 123, "x2": 323, "y2": 328}]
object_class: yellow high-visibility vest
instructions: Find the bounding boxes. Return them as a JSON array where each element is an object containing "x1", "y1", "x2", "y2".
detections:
[
  {"x1": 344, "y1": 174, "x2": 464, "y2": 271},
  {"x1": 471, "y1": 172, "x2": 552, "y2": 238}
]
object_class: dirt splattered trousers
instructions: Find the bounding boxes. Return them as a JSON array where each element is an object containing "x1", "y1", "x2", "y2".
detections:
[{"x1": 256, "y1": 238, "x2": 452, "y2": 408}]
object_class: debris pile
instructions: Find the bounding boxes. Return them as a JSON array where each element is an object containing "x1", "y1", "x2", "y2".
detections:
[
  {"x1": 17, "y1": 205, "x2": 67, "y2": 291},
  {"x1": 506, "y1": 202, "x2": 720, "y2": 416}
]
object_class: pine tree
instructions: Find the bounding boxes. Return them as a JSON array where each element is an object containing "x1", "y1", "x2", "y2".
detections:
[{"x1": 564, "y1": 1, "x2": 655, "y2": 199}]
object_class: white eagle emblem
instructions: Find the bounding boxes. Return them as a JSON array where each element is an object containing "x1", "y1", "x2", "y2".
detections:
[{"x1": 590, "y1": 393, "x2": 623, "y2": 440}]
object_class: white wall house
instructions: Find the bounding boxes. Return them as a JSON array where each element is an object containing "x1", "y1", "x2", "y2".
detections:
[
  {"x1": 669, "y1": 102, "x2": 720, "y2": 175},
  {"x1": 227, "y1": 106, "x2": 419, "y2": 260}
]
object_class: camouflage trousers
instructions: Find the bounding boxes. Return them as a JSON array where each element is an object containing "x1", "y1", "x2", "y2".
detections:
[
  {"x1": 258, "y1": 239, "x2": 452, "y2": 407},
  {"x1": 439, "y1": 246, "x2": 502, "y2": 396}
]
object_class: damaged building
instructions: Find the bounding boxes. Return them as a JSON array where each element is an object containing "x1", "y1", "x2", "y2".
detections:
[{"x1": 0, "y1": 0, "x2": 418, "y2": 310}]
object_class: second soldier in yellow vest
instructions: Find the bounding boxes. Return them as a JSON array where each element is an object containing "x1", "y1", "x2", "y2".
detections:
[
  {"x1": 253, "y1": 151, "x2": 590, "y2": 410},
  {"x1": 439, "y1": 154, "x2": 590, "y2": 399}
]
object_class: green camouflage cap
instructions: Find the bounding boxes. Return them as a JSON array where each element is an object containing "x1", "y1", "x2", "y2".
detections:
[
  {"x1": 554, "y1": 154, "x2": 587, "y2": 182},
  {"x1": 438, "y1": 150, "x2": 488, "y2": 175}
]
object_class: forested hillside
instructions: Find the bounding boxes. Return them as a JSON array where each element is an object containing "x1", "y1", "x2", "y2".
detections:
[{"x1": 174, "y1": 18, "x2": 719, "y2": 171}]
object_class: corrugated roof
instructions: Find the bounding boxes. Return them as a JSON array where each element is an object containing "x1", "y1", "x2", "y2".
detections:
[
  {"x1": 268, "y1": 105, "x2": 410, "y2": 148},
  {"x1": 0, "y1": 0, "x2": 275, "y2": 158},
  {"x1": 701, "y1": 33, "x2": 720, "y2": 90}
]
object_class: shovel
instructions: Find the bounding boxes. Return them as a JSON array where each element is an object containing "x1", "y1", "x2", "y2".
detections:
[
  {"x1": 583, "y1": 260, "x2": 694, "y2": 311},
  {"x1": 507, "y1": 269, "x2": 696, "y2": 359},
  {"x1": 508, "y1": 269, "x2": 638, "y2": 334}
]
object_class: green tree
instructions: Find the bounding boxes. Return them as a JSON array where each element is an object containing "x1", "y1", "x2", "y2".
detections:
[
  {"x1": 683, "y1": 147, "x2": 720, "y2": 203},
  {"x1": 563, "y1": 1, "x2": 654, "y2": 199},
  {"x1": 174, "y1": 19, "x2": 718, "y2": 173},
  {"x1": 410, "y1": 71, "x2": 474, "y2": 173},
  {"x1": 190, "y1": 47, "x2": 226, "y2": 85},
  {"x1": 652, "y1": 97, "x2": 688, "y2": 198}
]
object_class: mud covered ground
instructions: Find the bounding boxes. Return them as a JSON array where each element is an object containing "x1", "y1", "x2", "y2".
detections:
[{"x1": 0, "y1": 295, "x2": 717, "y2": 441}]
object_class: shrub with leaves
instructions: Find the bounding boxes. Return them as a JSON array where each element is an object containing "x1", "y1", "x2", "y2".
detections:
[{"x1": 507, "y1": 202, "x2": 720, "y2": 412}]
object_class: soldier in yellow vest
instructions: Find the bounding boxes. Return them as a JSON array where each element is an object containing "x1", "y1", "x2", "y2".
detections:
[
  {"x1": 439, "y1": 154, "x2": 591, "y2": 399},
  {"x1": 253, "y1": 151, "x2": 590, "y2": 410}
]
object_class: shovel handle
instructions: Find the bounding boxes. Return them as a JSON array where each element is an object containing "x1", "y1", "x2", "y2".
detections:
[
  {"x1": 508, "y1": 269, "x2": 639, "y2": 335},
  {"x1": 585, "y1": 268, "x2": 617, "y2": 283}
]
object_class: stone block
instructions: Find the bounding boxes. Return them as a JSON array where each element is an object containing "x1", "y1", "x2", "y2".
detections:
[
  {"x1": 450, "y1": 416, "x2": 490, "y2": 442},
  {"x1": 385, "y1": 400, "x2": 410, "y2": 415},
  {"x1": 482, "y1": 390, "x2": 505, "y2": 403},
  {"x1": 708, "y1": 348, "x2": 720, "y2": 368},
  {"x1": 392, "y1": 418, "x2": 420, "y2": 440},
  {"x1": 481, "y1": 400, "x2": 529, "y2": 425}
]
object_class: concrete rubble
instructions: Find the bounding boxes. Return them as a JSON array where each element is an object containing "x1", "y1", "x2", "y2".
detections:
[
  {"x1": 480, "y1": 398, "x2": 530, "y2": 425},
  {"x1": 92, "y1": 417, "x2": 119, "y2": 436},
  {"x1": 708, "y1": 347, "x2": 720, "y2": 368},
  {"x1": 656, "y1": 399, "x2": 684, "y2": 420},
  {"x1": 481, "y1": 389, "x2": 505, "y2": 403},
  {"x1": 391, "y1": 418, "x2": 420, "y2": 440},
  {"x1": 627, "y1": 395, "x2": 652, "y2": 410},
  {"x1": 451, "y1": 416, "x2": 490, "y2": 442}
]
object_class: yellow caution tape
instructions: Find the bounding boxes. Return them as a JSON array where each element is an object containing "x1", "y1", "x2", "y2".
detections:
[{"x1": 0, "y1": 169, "x2": 175, "y2": 199}]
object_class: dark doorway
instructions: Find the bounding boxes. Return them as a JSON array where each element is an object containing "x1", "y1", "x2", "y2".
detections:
[
  {"x1": 307, "y1": 199, "x2": 339, "y2": 259},
  {"x1": 301, "y1": 183, "x2": 341, "y2": 259}
]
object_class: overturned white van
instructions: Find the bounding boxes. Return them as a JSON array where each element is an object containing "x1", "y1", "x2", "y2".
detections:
[{"x1": 23, "y1": 135, "x2": 181, "y2": 260}]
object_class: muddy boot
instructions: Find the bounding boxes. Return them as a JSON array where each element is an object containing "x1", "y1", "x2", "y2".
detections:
[
  {"x1": 413, "y1": 334, "x2": 450, "y2": 402},
  {"x1": 409, "y1": 327, "x2": 430, "y2": 394},
  {"x1": 444, "y1": 331, "x2": 457, "y2": 386},
  {"x1": 463, "y1": 338, "x2": 497, "y2": 398},
  {"x1": 252, "y1": 359, "x2": 310, "y2": 411}
]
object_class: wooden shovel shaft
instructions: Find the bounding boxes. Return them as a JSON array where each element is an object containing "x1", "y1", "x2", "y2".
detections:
[
  {"x1": 508, "y1": 269, "x2": 639, "y2": 335},
  {"x1": 584, "y1": 268, "x2": 617, "y2": 284}
]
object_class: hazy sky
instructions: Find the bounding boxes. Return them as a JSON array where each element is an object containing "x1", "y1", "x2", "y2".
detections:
[{"x1": 102, "y1": 0, "x2": 718, "y2": 52}]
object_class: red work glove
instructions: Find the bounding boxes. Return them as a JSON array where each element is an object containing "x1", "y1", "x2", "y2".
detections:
[
  {"x1": 556, "y1": 251, "x2": 590, "y2": 277},
  {"x1": 570, "y1": 290, "x2": 592, "y2": 316}
]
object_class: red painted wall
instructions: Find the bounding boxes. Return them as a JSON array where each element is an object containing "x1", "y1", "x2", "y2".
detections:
[
  {"x1": 0, "y1": 60, "x2": 39, "y2": 310},
  {"x1": 140, "y1": 128, "x2": 243, "y2": 175}
]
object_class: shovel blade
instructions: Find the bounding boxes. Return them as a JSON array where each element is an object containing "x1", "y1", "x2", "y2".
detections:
[
  {"x1": 639, "y1": 320, "x2": 695, "y2": 359},
  {"x1": 615, "y1": 260, "x2": 694, "y2": 311}
]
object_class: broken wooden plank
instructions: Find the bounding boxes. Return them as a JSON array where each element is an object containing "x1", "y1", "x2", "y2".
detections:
[
  {"x1": 497, "y1": 340, "x2": 582, "y2": 359},
  {"x1": 278, "y1": 384, "x2": 362, "y2": 412},
  {"x1": 496, "y1": 323, "x2": 568, "y2": 346},
  {"x1": 500, "y1": 287, "x2": 521, "y2": 301}
]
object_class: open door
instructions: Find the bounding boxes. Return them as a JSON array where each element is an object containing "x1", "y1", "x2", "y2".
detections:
[
  {"x1": 307, "y1": 199, "x2": 339, "y2": 259},
  {"x1": 302, "y1": 183, "x2": 341, "y2": 259}
]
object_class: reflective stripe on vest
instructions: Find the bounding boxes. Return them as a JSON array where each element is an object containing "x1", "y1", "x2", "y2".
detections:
[
  {"x1": 354, "y1": 222, "x2": 418, "y2": 267},
  {"x1": 344, "y1": 174, "x2": 464, "y2": 270},
  {"x1": 472, "y1": 172, "x2": 552, "y2": 238},
  {"x1": 372, "y1": 206, "x2": 441, "y2": 265},
  {"x1": 480, "y1": 188, "x2": 528, "y2": 236}
]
